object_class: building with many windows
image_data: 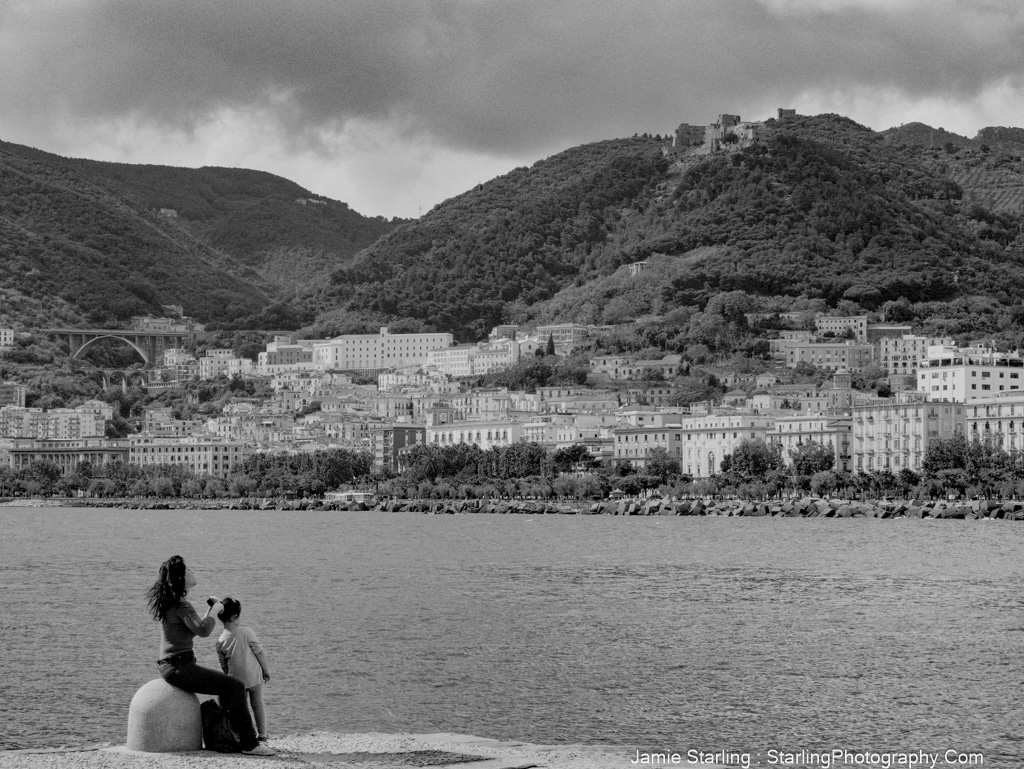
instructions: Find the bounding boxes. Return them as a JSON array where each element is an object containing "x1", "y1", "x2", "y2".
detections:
[
  {"x1": 426, "y1": 419, "x2": 523, "y2": 451},
  {"x1": 965, "y1": 394, "x2": 1024, "y2": 456},
  {"x1": 849, "y1": 394, "x2": 964, "y2": 473},
  {"x1": 370, "y1": 423, "x2": 426, "y2": 472},
  {"x1": 768, "y1": 414, "x2": 852, "y2": 473},
  {"x1": 880, "y1": 335, "x2": 955, "y2": 377},
  {"x1": 314, "y1": 328, "x2": 453, "y2": 376},
  {"x1": 128, "y1": 435, "x2": 251, "y2": 479},
  {"x1": 916, "y1": 347, "x2": 1024, "y2": 402},
  {"x1": 613, "y1": 413, "x2": 775, "y2": 477},
  {"x1": 815, "y1": 315, "x2": 868, "y2": 341},
  {"x1": 7, "y1": 438, "x2": 129, "y2": 475},
  {"x1": 0, "y1": 381, "x2": 26, "y2": 408},
  {"x1": 257, "y1": 337, "x2": 318, "y2": 375},
  {"x1": 781, "y1": 340, "x2": 875, "y2": 372}
]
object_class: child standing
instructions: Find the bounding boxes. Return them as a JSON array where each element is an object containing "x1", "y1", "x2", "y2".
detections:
[{"x1": 215, "y1": 597, "x2": 271, "y2": 742}]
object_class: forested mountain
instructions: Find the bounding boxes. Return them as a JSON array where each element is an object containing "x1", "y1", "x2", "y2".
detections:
[
  {"x1": 65, "y1": 159, "x2": 403, "y2": 293},
  {"x1": 4, "y1": 112, "x2": 1023, "y2": 340},
  {"x1": 317, "y1": 114, "x2": 1024, "y2": 341},
  {"x1": 0, "y1": 140, "x2": 402, "y2": 328}
]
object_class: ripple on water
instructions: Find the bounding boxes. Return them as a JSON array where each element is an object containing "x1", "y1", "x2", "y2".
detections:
[{"x1": 2, "y1": 510, "x2": 1024, "y2": 765}]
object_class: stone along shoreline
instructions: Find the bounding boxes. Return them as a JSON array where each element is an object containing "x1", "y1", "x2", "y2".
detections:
[{"x1": 12, "y1": 494, "x2": 1024, "y2": 519}]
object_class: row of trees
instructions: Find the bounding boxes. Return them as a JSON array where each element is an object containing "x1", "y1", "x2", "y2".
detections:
[
  {"x1": 0, "y1": 448, "x2": 374, "y2": 500},
  {"x1": 3, "y1": 434, "x2": 1020, "y2": 503}
]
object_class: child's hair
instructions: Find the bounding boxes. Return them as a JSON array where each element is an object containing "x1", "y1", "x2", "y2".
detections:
[{"x1": 220, "y1": 596, "x2": 242, "y2": 623}]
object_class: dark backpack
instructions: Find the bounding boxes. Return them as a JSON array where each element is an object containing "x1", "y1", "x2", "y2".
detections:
[{"x1": 200, "y1": 699, "x2": 241, "y2": 753}]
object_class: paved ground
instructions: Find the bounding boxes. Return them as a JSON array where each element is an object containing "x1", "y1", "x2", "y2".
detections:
[{"x1": 0, "y1": 732, "x2": 724, "y2": 769}]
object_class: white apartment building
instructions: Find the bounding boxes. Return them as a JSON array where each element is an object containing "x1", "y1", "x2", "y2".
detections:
[
  {"x1": 314, "y1": 327, "x2": 453, "y2": 375},
  {"x1": 0, "y1": 405, "x2": 107, "y2": 440},
  {"x1": 965, "y1": 394, "x2": 1024, "y2": 455},
  {"x1": 613, "y1": 413, "x2": 774, "y2": 477},
  {"x1": 226, "y1": 358, "x2": 254, "y2": 377},
  {"x1": 0, "y1": 328, "x2": 14, "y2": 348},
  {"x1": 613, "y1": 423, "x2": 683, "y2": 471},
  {"x1": 427, "y1": 345, "x2": 474, "y2": 377},
  {"x1": 164, "y1": 349, "x2": 196, "y2": 367},
  {"x1": 880, "y1": 335, "x2": 955, "y2": 377},
  {"x1": 257, "y1": 337, "x2": 323, "y2": 375},
  {"x1": 536, "y1": 324, "x2": 591, "y2": 351},
  {"x1": 677, "y1": 414, "x2": 775, "y2": 478},
  {"x1": 767, "y1": 414, "x2": 852, "y2": 473},
  {"x1": 472, "y1": 339, "x2": 519, "y2": 375},
  {"x1": 849, "y1": 395, "x2": 964, "y2": 473},
  {"x1": 129, "y1": 435, "x2": 251, "y2": 479},
  {"x1": 426, "y1": 419, "x2": 524, "y2": 451},
  {"x1": 916, "y1": 347, "x2": 1024, "y2": 402},
  {"x1": 426, "y1": 339, "x2": 519, "y2": 378},
  {"x1": 199, "y1": 349, "x2": 234, "y2": 379},
  {"x1": 378, "y1": 370, "x2": 455, "y2": 394}
]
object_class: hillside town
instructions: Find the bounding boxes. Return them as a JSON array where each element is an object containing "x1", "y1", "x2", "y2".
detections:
[{"x1": 0, "y1": 307, "x2": 1016, "y2": 495}]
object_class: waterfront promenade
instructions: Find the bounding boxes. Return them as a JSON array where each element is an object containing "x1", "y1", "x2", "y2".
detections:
[{"x1": 0, "y1": 731, "x2": 723, "y2": 769}]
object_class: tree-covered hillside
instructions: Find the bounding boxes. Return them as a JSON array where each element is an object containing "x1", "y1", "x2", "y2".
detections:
[
  {"x1": 320, "y1": 137, "x2": 671, "y2": 339},
  {"x1": 66, "y1": 160, "x2": 404, "y2": 294},
  {"x1": 0, "y1": 141, "x2": 272, "y2": 327},
  {"x1": 315, "y1": 114, "x2": 1024, "y2": 339},
  {"x1": 0, "y1": 140, "x2": 404, "y2": 329}
]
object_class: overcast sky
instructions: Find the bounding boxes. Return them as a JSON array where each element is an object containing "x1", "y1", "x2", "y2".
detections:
[{"x1": 2, "y1": 0, "x2": 1022, "y2": 219}]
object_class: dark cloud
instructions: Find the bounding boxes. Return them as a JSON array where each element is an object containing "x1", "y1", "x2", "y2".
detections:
[{"x1": 2, "y1": 0, "x2": 1023, "y2": 158}]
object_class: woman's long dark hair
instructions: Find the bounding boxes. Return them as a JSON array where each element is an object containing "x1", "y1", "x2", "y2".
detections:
[{"x1": 146, "y1": 555, "x2": 188, "y2": 620}]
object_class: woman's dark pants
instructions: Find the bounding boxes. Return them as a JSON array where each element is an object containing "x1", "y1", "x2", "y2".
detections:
[{"x1": 159, "y1": 658, "x2": 258, "y2": 750}]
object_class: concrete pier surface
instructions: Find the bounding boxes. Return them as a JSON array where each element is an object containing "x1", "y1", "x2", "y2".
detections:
[{"x1": 0, "y1": 732, "x2": 725, "y2": 769}]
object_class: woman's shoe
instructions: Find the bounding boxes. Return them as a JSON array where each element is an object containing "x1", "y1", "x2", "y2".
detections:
[{"x1": 243, "y1": 743, "x2": 275, "y2": 756}]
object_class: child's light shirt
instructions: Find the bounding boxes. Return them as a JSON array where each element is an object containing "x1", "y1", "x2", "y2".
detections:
[{"x1": 215, "y1": 624, "x2": 266, "y2": 689}]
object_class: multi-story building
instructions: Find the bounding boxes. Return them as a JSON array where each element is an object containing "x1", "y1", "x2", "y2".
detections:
[
  {"x1": 0, "y1": 329, "x2": 14, "y2": 349},
  {"x1": 880, "y1": 335, "x2": 955, "y2": 377},
  {"x1": 849, "y1": 394, "x2": 964, "y2": 473},
  {"x1": 0, "y1": 381, "x2": 26, "y2": 408},
  {"x1": 589, "y1": 355, "x2": 684, "y2": 380},
  {"x1": 378, "y1": 370, "x2": 455, "y2": 394},
  {"x1": 426, "y1": 340, "x2": 519, "y2": 378},
  {"x1": 768, "y1": 414, "x2": 853, "y2": 473},
  {"x1": 131, "y1": 316, "x2": 190, "y2": 333},
  {"x1": 313, "y1": 327, "x2": 453, "y2": 376},
  {"x1": 257, "y1": 337, "x2": 320, "y2": 375},
  {"x1": 613, "y1": 413, "x2": 775, "y2": 477},
  {"x1": 866, "y1": 324, "x2": 914, "y2": 343},
  {"x1": 8, "y1": 438, "x2": 129, "y2": 475},
  {"x1": 782, "y1": 340, "x2": 875, "y2": 371},
  {"x1": 426, "y1": 345, "x2": 475, "y2": 377},
  {"x1": 613, "y1": 422, "x2": 684, "y2": 471},
  {"x1": 815, "y1": 315, "x2": 868, "y2": 341},
  {"x1": 199, "y1": 349, "x2": 235, "y2": 379},
  {"x1": 535, "y1": 324, "x2": 591, "y2": 352},
  {"x1": 426, "y1": 419, "x2": 524, "y2": 451},
  {"x1": 677, "y1": 414, "x2": 776, "y2": 477},
  {"x1": 965, "y1": 394, "x2": 1024, "y2": 455},
  {"x1": 917, "y1": 347, "x2": 1024, "y2": 402},
  {"x1": 128, "y1": 435, "x2": 251, "y2": 479},
  {"x1": 370, "y1": 423, "x2": 426, "y2": 472},
  {"x1": 0, "y1": 404, "x2": 108, "y2": 440}
]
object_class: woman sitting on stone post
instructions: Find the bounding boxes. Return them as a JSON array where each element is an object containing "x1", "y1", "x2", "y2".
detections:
[{"x1": 145, "y1": 554, "x2": 272, "y2": 756}]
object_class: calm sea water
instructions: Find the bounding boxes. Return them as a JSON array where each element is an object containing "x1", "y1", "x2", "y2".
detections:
[{"x1": 1, "y1": 508, "x2": 1023, "y2": 766}]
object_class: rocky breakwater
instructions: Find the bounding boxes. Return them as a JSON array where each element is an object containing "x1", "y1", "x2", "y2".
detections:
[{"x1": 377, "y1": 497, "x2": 1024, "y2": 519}]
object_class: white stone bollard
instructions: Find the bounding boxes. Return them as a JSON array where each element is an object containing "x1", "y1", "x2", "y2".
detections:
[{"x1": 126, "y1": 679, "x2": 202, "y2": 752}]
